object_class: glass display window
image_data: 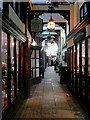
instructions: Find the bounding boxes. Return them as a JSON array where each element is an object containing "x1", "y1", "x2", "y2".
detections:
[
  {"x1": 82, "y1": 40, "x2": 85, "y2": 75},
  {"x1": 10, "y1": 36, "x2": 14, "y2": 101},
  {"x1": 70, "y1": 48, "x2": 72, "y2": 71},
  {"x1": 77, "y1": 43, "x2": 80, "y2": 73},
  {"x1": 1, "y1": 31, "x2": 8, "y2": 110},
  {"x1": 16, "y1": 40, "x2": 19, "y2": 93},
  {"x1": 21, "y1": 43, "x2": 24, "y2": 89},
  {"x1": 81, "y1": 40, "x2": 85, "y2": 98},
  {"x1": 88, "y1": 38, "x2": 90, "y2": 77}
]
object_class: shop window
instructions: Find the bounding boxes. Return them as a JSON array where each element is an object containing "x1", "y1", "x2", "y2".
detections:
[
  {"x1": 73, "y1": 46, "x2": 75, "y2": 74},
  {"x1": 16, "y1": 40, "x2": 19, "y2": 93},
  {"x1": 10, "y1": 36, "x2": 14, "y2": 101},
  {"x1": 77, "y1": 43, "x2": 80, "y2": 73},
  {"x1": 21, "y1": 43, "x2": 24, "y2": 88},
  {"x1": 82, "y1": 41, "x2": 85, "y2": 75},
  {"x1": 70, "y1": 48, "x2": 72, "y2": 71},
  {"x1": 2, "y1": 31, "x2": 8, "y2": 110},
  {"x1": 88, "y1": 38, "x2": 90, "y2": 77},
  {"x1": 82, "y1": 40, "x2": 85, "y2": 98}
]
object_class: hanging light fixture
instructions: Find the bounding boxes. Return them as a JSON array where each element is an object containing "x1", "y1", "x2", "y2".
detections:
[{"x1": 47, "y1": 13, "x2": 55, "y2": 31}]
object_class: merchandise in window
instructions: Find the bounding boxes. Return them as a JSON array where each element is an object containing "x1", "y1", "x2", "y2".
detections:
[
  {"x1": 77, "y1": 43, "x2": 80, "y2": 73},
  {"x1": 10, "y1": 36, "x2": 14, "y2": 101},
  {"x1": 88, "y1": 38, "x2": 90, "y2": 77},
  {"x1": 82, "y1": 40, "x2": 85, "y2": 98},
  {"x1": 2, "y1": 31, "x2": 8, "y2": 110},
  {"x1": 16, "y1": 40, "x2": 19, "y2": 93}
]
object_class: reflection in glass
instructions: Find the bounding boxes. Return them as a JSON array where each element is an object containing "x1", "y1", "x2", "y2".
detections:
[
  {"x1": 77, "y1": 43, "x2": 80, "y2": 73},
  {"x1": 36, "y1": 69, "x2": 39, "y2": 77},
  {"x1": 82, "y1": 41, "x2": 85, "y2": 75},
  {"x1": 82, "y1": 40, "x2": 85, "y2": 98},
  {"x1": 31, "y1": 50, "x2": 35, "y2": 58},
  {"x1": 10, "y1": 36, "x2": 14, "y2": 101},
  {"x1": 81, "y1": 8, "x2": 83, "y2": 21},
  {"x1": 36, "y1": 59, "x2": 39, "y2": 67},
  {"x1": 33, "y1": 69, "x2": 35, "y2": 78},
  {"x1": 2, "y1": 31, "x2": 8, "y2": 110},
  {"x1": 16, "y1": 40, "x2": 19, "y2": 93},
  {"x1": 36, "y1": 50, "x2": 39, "y2": 58},
  {"x1": 88, "y1": 38, "x2": 90, "y2": 101},
  {"x1": 31, "y1": 59, "x2": 35, "y2": 68},
  {"x1": 71, "y1": 48, "x2": 72, "y2": 71},
  {"x1": 84, "y1": 3, "x2": 87, "y2": 16},
  {"x1": 88, "y1": 38, "x2": 90, "y2": 77}
]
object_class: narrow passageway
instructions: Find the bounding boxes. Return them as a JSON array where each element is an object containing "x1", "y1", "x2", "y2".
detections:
[{"x1": 13, "y1": 67, "x2": 88, "y2": 119}]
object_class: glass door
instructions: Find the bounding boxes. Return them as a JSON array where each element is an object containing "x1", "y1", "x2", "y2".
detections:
[{"x1": 30, "y1": 47, "x2": 41, "y2": 85}]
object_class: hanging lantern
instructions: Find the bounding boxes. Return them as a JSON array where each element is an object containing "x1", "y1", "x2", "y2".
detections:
[{"x1": 47, "y1": 14, "x2": 55, "y2": 30}]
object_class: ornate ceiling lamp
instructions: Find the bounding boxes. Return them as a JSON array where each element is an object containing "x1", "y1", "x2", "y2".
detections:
[{"x1": 47, "y1": 13, "x2": 55, "y2": 31}]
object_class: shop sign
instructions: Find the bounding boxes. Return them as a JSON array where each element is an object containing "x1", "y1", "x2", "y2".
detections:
[
  {"x1": 67, "y1": 37, "x2": 74, "y2": 48},
  {"x1": 74, "y1": 28, "x2": 86, "y2": 43},
  {"x1": 31, "y1": 17, "x2": 43, "y2": 32}
]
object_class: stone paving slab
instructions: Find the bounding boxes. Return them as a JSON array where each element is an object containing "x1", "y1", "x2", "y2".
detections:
[{"x1": 9, "y1": 67, "x2": 89, "y2": 119}]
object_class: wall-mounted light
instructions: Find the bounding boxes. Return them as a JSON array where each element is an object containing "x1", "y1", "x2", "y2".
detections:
[{"x1": 47, "y1": 13, "x2": 55, "y2": 31}]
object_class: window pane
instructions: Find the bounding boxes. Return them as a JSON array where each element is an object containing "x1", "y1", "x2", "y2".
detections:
[
  {"x1": 16, "y1": 40, "x2": 19, "y2": 93},
  {"x1": 71, "y1": 48, "x2": 72, "y2": 71},
  {"x1": 82, "y1": 41, "x2": 85, "y2": 75},
  {"x1": 82, "y1": 40, "x2": 85, "y2": 98},
  {"x1": 10, "y1": 36, "x2": 14, "y2": 101},
  {"x1": 81, "y1": 8, "x2": 83, "y2": 17},
  {"x1": 36, "y1": 50, "x2": 39, "y2": 58},
  {"x1": 88, "y1": 38, "x2": 90, "y2": 77},
  {"x1": 36, "y1": 69, "x2": 39, "y2": 77},
  {"x1": 2, "y1": 31, "x2": 8, "y2": 110},
  {"x1": 36, "y1": 59, "x2": 39, "y2": 67},
  {"x1": 81, "y1": 8, "x2": 83, "y2": 21},
  {"x1": 88, "y1": 38, "x2": 90, "y2": 101},
  {"x1": 84, "y1": 3, "x2": 87, "y2": 16},
  {"x1": 31, "y1": 50, "x2": 35, "y2": 58},
  {"x1": 31, "y1": 59, "x2": 35, "y2": 68},
  {"x1": 33, "y1": 69, "x2": 35, "y2": 78},
  {"x1": 77, "y1": 43, "x2": 79, "y2": 73},
  {"x1": 21, "y1": 43, "x2": 24, "y2": 89}
]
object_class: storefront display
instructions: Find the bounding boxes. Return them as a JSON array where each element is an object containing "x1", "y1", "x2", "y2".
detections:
[
  {"x1": 82, "y1": 40, "x2": 85, "y2": 98},
  {"x1": 16, "y1": 40, "x2": 19, "y2": 93},
  {"x1": 2, "y1": 31, "x2": 8, "y2": 110},
  {"x1": 10, "y1": 36, "x2": 14, "y2": 101}
]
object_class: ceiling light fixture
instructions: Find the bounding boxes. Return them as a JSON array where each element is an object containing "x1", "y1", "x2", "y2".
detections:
[{"x1": 47, "y1": 13, "x2": 55, "y2": 31}]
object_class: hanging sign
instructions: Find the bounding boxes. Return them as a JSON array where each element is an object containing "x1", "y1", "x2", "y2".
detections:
[
  {"x1": 74, "y1": 28, "x2": 86, "y2": 43},
  {"x1": 31, "y1": 17, "x2": 43, "y2": 32}
]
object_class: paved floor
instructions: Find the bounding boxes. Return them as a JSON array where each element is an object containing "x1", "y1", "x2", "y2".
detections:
[{"x1": 14, "y1": 67, "x2": 89, "y2": 119}]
